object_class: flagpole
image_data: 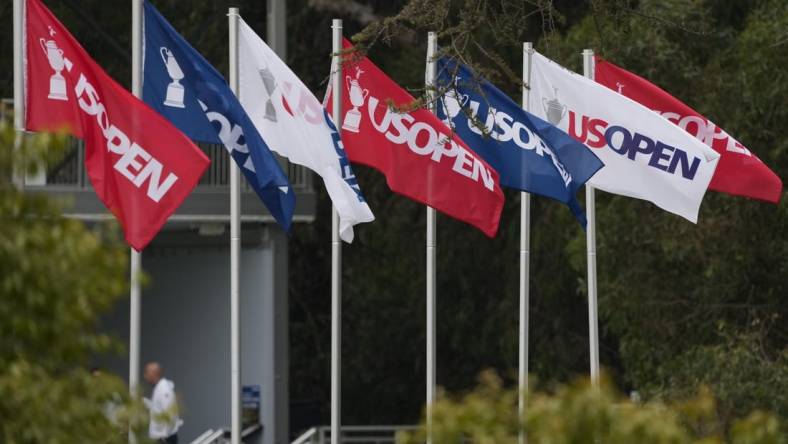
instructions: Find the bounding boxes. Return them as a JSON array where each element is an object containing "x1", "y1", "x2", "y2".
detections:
[
  {"x1": 130, "y1": 0, "x2": 142, "y2": 403},
  {"x1": 330, "y1": 18, "x2": 343, "y2": 444},
  {"x1": 13, "y1": 0, "x2": 24, "y2": 134},
  {"x1": 518, "y1": 42, "x2": 533, "y2": 444},
  {"x1": 425, "y1": 31, "x2": 437, "y2": 444},
  {"x1": 228, "y1": 8, "x2": 242, "y2": 444},
  {"x1": 129, "y1": 1, "x2": 143, "y2": 443},
  {"x1": 582, "y1": 49, "x2": 600, "y2": 387},
  {"x1": 12, "y1": 0, "x2": 25, "y2": 190}
]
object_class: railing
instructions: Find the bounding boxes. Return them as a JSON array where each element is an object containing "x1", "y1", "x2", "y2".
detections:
[
  {"x1": 0, "y1": 99, "x2": 312, "y2": 191},
  {"x1": 191, "y1": 429, "x2": 225, "y2": 444},
  {"x1": 291, "y1": 426, "x2": 417, "y2": 444},
  {"x1": 37, "y1": 140, "x2": 313, "y2": 191},
  {"x1": 291, "y1": 427, "x2": 320, "y2": 444},
  {"x1": 47, "y1": 138, "x2": 87, "y2": 186},
  {"x1": 190, "y1": 424, "x2": 263, "y2": 444}
]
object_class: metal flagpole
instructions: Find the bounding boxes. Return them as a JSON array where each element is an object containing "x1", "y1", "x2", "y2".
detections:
[
  {"x1": 128, "y1": 253, "x2": 141, "y2": 440},
  {"x1": 425, "y1": 31, "x2": 437, "y2": 444},
  {"x1": 12, "y1": 0, "x2": 25, "y2": 190},
  {"x1": 130, "y1": 0, "x2": 142, "y2": 403},
  {"x1": 330, "y1": 19, "x2": 343, "y2": 444},
  {"x1": 129, "y1": 1, "x2": 143, "y2": 442},
  {"x1": 518, "y1": 42, "x2": 533, "y2": 444},
  {"x1": 13, "y1": 0, "x2": 24, "y2": 134},
  {"x1": 582, "y1": 49, "x2": 600, "y2": 387},
  {"x1": 228, "y1": 8, "x2": 242, "y2": 444}
]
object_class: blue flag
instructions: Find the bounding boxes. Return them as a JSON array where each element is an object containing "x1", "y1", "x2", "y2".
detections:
[
  {"x1": 436, "y1": 59, "x2": 603, "y2": 226},
  {"x1": 142, "y1": 1, "x2": 294, "y2": 231}
]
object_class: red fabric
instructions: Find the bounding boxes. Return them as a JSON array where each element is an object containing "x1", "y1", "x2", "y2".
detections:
[
  {"x1": 326, "y1": 39, "x2": 504, "y2": 237},
  {"x1": 25, "y1": 0, "x2": 209, "y2": 250},
  {"x1": 595, "y1": 56, "x2": 782, "y2": 203}
]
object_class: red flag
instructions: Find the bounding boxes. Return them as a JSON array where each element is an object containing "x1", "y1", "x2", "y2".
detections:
[
  {"x1": 595, "y1": 57, "x2": 782, "y2": 203},
  {"x1": 326, "y1": 39, "x2": 504, "y2": 237},
  {"x1": 25, "y1": 0, "x2": 209, "y2": 250}
]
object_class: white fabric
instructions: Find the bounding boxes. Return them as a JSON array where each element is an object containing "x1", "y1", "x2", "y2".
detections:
[
  {"x1": 528, "y1": 51, "x2": 720, "y2": 223},
  {"x1": 238, "y1": 19, "x2": 374, "y2": 242},
  {"x1": 144, "y1": 378, "x2": 182, "y2": 439}
]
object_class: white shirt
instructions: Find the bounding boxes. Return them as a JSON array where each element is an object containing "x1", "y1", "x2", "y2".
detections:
[{"x1": 144, "y1": 378, "x2": 183, "y2": 439}]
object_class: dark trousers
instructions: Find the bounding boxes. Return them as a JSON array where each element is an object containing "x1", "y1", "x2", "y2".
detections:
[{"x1": 159, "y1": 434, "x2": 178, "y2": 444}]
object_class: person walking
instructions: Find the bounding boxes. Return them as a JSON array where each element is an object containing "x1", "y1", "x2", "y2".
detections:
[{"x1": 143, "y1": 362, "x2": 183, "y2": 444}]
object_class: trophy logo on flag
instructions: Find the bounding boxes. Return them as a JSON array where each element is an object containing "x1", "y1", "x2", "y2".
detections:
[
  {"x1": 343, "y1": 67, "x2": 368, "y2": 133},
  {"x1": 258, "y1": 65, "x2": 278, "y2": 122},
  {"x1": 542, "y1": 87, "x2": 567, "y2": 126},
  {"x1": 616, "y1": 82, "x2": 625, "y2": 94},
  {"x1": 440, "y1": 89, "x2": 469, "y2": 127},
  {"x1": 40, "y1": 38, "x2": 72, "y2": 101},
  {"x1": 160, "y1": 47, "x2": 186, "y2": 108}
]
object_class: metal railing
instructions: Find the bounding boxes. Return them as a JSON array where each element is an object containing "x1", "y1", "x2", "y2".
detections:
[
  {"x1": 291, "y1": 425, "x2": 417, "y2": 444},
  {"x1": 47, "y1": 138, "x2": 87, "y2": 186},
  {"x1": 190, "y1": 424, "x2": 263, "y2": 444},
  {"x1": 191, "y1": 429, "x2": 225, "y2": 444},
  {"x1": 35, "y1": 139, "x2": 313, "y2": 191}
]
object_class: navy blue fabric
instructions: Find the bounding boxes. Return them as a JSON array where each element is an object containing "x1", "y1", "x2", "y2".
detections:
[
  {"x1": 143, "y1": 1, "x2": 294, "y2": 231},
  {"x1": 436, "y1": 58, "x2": 603, "y2": 226}
]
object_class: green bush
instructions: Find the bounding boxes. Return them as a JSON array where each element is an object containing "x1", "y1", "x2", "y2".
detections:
[{"x1": 400, "y1": 371, "x2": 786, "y2": 444}]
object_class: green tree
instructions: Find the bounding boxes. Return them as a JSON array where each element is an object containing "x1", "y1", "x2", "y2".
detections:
[
  {"x1": 553, "y1": 0, "x2": 788, "y2": 422},
  {"x1": 0, "y1": 122, "x2": 147, "y2": 443}
]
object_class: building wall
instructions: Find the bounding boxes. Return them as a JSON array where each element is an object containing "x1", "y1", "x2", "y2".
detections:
[{"x1": 100, "y1": 227, "x2": 289, "y2": 444}]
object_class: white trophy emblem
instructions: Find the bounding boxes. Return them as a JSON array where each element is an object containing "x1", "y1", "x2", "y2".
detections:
[
  {"x1": 40, "y1": 38, "x2": 72, "y2": 101},
  {"x1": 542, "y1": 87, "x2": 567, "y2": 126},
  {"x1": 342, "y1": 67, "x2": 368, "y2": 133},
  {"x1": 160, "y1": 47, "x2": 185, "y2": 108},
  {"x1": 441, "y1": 89, "x2": 469, "y2": 126}
]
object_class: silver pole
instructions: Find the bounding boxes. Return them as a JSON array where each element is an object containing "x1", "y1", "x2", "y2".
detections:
[
  {"x1": 266, "y1": 0, "x2": 286, "y2": 59},
  {"x1": 13, "y1": 0, "x2": 24, "y2": 133},
  {"x1": 12, "y1": 0, "x2": 23, "y2": 190},
  {"x1": 130, "y1": 0, "x2": 143, "y2": 398},
  {"x1": 228, "y1": 8, "x2": 242, "y2": 444},
  {"x1": 518, "y1": 42, "x2": 533, "y2": 444},
  {"x1": 12, "y1": 0, "x2": 25, "y2": 185},
  {"x1": 130, "y1": 1, "x2": 143, "y2": 442},
  {"x1": 425, "y1": 31, "x2": 437, "y2": 444},
  {"x1": 330, "y1": 19, "x2": 343, "y2": 444},
  {"x1": 128, "y1": 252, "x2": 141, "y2": 444},
  {"x1": 582, "y1": 49, "x2": 600, "y2": 387}
]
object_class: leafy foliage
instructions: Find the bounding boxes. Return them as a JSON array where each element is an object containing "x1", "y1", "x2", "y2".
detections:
[
  {"x1": 400, "y1": 371, "x2": 786, "y2": 444},
  {"x1": 551, "y1": 0, "x2": 788, "y2": 423},
  {"x1": 0, "y1": 122, "x2": 148, "y2": 443}
]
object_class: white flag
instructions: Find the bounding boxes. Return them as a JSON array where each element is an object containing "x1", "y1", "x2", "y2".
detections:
[
  {"x1": 238, "y1": 19, "x2": 374, "y2": 242},
  {"x1": 528, "y1": 51, "x2": 720, "y2": 223}
]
